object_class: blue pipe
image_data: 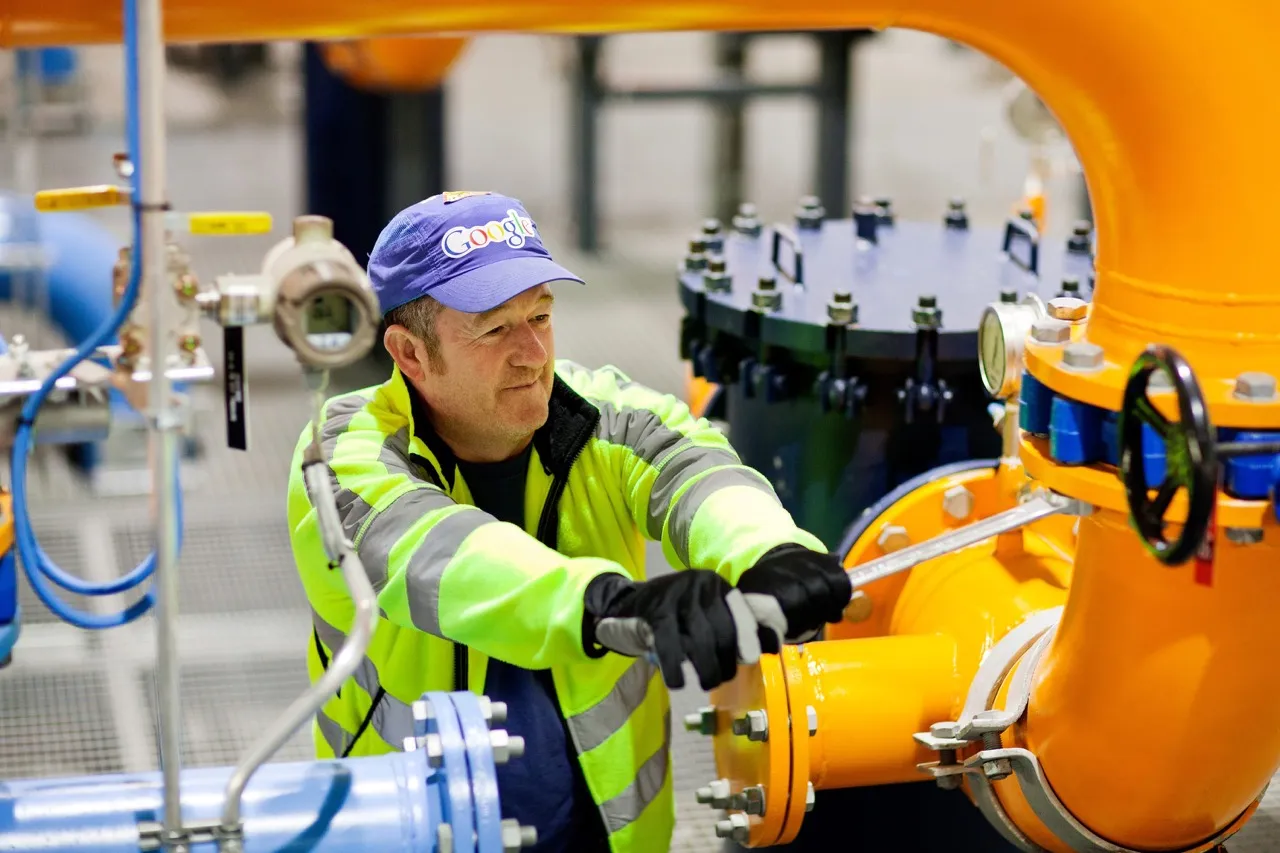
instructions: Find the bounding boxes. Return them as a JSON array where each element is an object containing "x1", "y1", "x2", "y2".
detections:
[
  {"x1": 0, "y1": 207, "x2": 119, "y2": 347},
  {"x1": 0, "y1": 752, "x2": 443, "y2": 853}
]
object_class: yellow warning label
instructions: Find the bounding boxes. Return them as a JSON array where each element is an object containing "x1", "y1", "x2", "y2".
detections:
[{"x1": 442, "y1": 191, "x2": 492, "y2": 204}]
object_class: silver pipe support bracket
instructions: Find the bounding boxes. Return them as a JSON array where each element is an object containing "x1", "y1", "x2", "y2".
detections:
[
  {"x1": 914, "y1": 608, "x2": 1261, "y2": 853},
  {"x1": 138, "y1": 819, "x2": 243, "y2": 853},
  {"x1": 847, "y1": 492, "x2": 1085, "y2": 591}
]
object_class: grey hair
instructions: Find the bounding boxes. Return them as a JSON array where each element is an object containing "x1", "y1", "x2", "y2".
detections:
[{"x1": 385, "y1": 295, "x2": 446, "y2": 370}]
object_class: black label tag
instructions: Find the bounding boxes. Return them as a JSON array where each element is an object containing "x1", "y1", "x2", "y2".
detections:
[{"x1": 224, "y1": 326, "x2": 248, "y2": 451}]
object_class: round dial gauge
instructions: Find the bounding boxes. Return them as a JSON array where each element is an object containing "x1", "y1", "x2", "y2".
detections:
[
  {"x1": 977, "y1": 300, "x2": 1044, "y2": 399},
  {"x1": 978, "y1": 307, "x2": 1008, "y2": 397}
]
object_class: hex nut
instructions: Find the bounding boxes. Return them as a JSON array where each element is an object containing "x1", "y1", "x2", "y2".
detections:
[
  {"x1": 983, "y1": 758, "x2": 1013, "y2": 781},
  {"x1": 742, "y1": 785, "x2": 767, "y2": 816},
  {"x1": 696, "y1": 778, "x2": 732, "y2": 808},
  {"x1": 1030, "y1": 318, "x2": 1071, "y2": 344},
  {"x1": 739, "y1": 709, "x2": 769, "y2": 742},
  {"x1": 1233, "y1": 372, "x2": 1278, "y2": 401},
  {"x1": 752, "y1": 289, "x2": 782, "y2": 311},
  {"x1": 683, "y1": 705, "x2": 717, "y2": 736},
  {"x1": 844, "y1": 590, "x2": 873, "y2": 623},
  {"x1": 424, "y1": 733, "x2": 444, "y2": 768},
  {"x1": 942, "y1": 485, "x2": 975, "y2": 520},
  {"x1": 805, "y1": 782, "x2": 816, "y2": 812},
  {"x1": 501, "y1": 819, "x2": 537, "y2": 852},
  {"x1": 1046, "y1": 296, "x2": 1088, "y2": 321},
  {"x1": 1063, "y1": 341, "x2": 1105, "y2": 371},
  {"x1": 826, "y1": 300, "x2": 857, "y2": 324},
  {"x1": 715, "y1": 813, "x2": 751, "y2": 842},
  {"x1": 876, "y1": 524, "x2": 911, "y2": 553},
  {"x1": 490, "y1": 730, "x2": 525, "y2": 764},
  {"x1": 807, "y1": 705, "x2": 818, "y2": 737}
]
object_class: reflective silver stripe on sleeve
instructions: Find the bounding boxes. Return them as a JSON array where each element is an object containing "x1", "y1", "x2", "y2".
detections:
[
  {"x1": 595, "y1": 403, "x2": 687, "y2": 474},
  {"x1": 354, "y1": 487, "x2": 459, "y2": 596},
  {"x1": 645, "y1": 446, "x2": 748, "y2": 541},
  {"x1": 600, "y1": 710, "x2": 672, "y2": 834},
  {"x1": 668, "y1": 467, "x2": 778, "y2": 569},
  {"x1": 315, "y1": 707, "x2": 349, "y2": 756},
  {"x1": 566, "y1": 658, "x2": 658, "y2": 753},
  {"x1": 312, "y1": 609, "x2": 418, "y2": 751},
  {"x1": 593, "y1": 401, "x2": 777, "y2": 565},
  {"x1": 315, "y1": 390, "x2": 417, "y2": 581},
  {"x1": 402, "y1": 509, "x2": 494, "y2": 636}
]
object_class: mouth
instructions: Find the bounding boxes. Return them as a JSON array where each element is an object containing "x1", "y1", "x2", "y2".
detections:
[{"x1": 506, "y1": 378, "x2": 541, "y2": 391}]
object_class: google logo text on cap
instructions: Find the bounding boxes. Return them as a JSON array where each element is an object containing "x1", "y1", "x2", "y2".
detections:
[{"x1": 441, "y1": 208, "x2": 539, "y2": 259}]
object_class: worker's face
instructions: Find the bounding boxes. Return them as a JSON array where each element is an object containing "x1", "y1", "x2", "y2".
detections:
[{"x1": 392, "y1": 284, "x2": 556, "y2": 461}]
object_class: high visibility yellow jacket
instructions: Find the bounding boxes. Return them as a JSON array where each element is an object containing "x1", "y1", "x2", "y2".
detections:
[{"x1": 287, "y1": 359, "x2": 823, "y2": 853}]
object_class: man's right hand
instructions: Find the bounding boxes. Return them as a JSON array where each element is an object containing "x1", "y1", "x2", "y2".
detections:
[{"x1": 581, "y1": 571, "x2": 758, "y2": 691}]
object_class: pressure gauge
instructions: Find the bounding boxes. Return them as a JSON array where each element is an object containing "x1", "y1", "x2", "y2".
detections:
[
  {"x1": 267, "y1": 216, "x2": 381, "y2": 370},
  {"x1": 977, "y1": 296, "x2": 1045, "y2": 399}
]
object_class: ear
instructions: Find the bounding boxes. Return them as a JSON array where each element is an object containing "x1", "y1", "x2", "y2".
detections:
[{"x1": 384, "y1": 326, "x2": 428, "y2": 382}]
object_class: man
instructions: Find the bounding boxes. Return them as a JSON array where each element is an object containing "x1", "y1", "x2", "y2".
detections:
[{"x1": 288, "y1": 191, "x2": 852, "y2": 853}]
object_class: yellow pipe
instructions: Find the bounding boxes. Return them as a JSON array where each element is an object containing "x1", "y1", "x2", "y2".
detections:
[{"x1": 1007, "y1": 511, "x2": 1280, "y2": 850}]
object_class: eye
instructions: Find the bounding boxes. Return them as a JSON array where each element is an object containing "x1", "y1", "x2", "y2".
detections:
[
  {"x1": 531, "y1": 313, "x2": 551, "y2": 324},
  {"x1": 484, "y1": 325, "x2": 506, "y2": 337}
]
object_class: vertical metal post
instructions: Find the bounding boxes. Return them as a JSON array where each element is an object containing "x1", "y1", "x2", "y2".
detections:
[
  {"x1": 385, "y1": 87, "x2": 447, "y2": 217},
  {"x1": 571, "y1": 36, "x2": 601, "y2": 253},
  {"x1": 815, "y1": 32, "x2": 853, "y2": 217},
  {"x1": 712, "y1": 34, "x2": 748, "y2": 226},
  {"x1": 137, "y1": 0, "x2": 185, "y2": 847}
]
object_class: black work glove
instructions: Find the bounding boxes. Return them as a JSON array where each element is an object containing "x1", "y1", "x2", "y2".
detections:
[
  {"x1": 582, "y1": 571, "x2": 761, "y2": 691},
  {"x1": 735, "y1": 544, "x2": 852, "y2": 654}
]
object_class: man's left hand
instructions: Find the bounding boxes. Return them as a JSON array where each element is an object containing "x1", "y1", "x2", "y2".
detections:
[{"x1": 736, "y1": 544, "x2": 853, "y2": 653}]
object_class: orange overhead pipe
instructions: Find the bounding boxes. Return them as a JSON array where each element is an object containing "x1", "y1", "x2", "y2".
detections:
[
  {"x1": 320, "y1": 37, "x2": 468, "y2": 92},
  {"x1": 6, "y1": 1, "x2": 1275, "y2": 413}
]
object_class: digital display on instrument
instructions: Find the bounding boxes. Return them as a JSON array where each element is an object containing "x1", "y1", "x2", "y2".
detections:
[{"x1": 304, "y1": 293, "x2": 355, "y2": 352}]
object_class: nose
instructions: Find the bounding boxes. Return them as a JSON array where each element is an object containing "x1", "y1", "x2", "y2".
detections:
[{"x1": 508, "y1": 321, "x2": 548, "y2": 370}]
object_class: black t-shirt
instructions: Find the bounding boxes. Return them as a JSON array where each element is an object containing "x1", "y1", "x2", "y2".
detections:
[{"x1": 454, "y1": 445, "x2": 609, "y2": 852}]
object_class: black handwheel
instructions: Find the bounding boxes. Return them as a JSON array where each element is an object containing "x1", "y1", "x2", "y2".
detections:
[{"x1": 1118, "y1": 345, "x2": 1217, "y2": 566}]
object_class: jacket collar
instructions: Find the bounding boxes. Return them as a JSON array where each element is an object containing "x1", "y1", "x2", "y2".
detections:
[{"x1": 388, "y1": 366, "x2": 600, "y2": 490}]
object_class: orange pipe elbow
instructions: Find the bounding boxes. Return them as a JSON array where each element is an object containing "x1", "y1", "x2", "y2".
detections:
[
  {"x1": 319, "y1": 37, "x2": 467, "y2": 92},
  {"x1": 1007, "y1": 512, "x2": 1280, "y2": 850}
]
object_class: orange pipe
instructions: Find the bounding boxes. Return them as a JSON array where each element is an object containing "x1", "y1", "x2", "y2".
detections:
[
  {"x1": 798, "y1": 634, "x2": 961, "y2": 790},
  {"x1": 319, "y1": 37, "x2": 468, "y2": 92},
  {"x1": 799, "y1": 511, "x2": 1072, "y2": 787},
  {"x1": 7, "y1": 1, "x2": 1280, "y2": 400},
  {"x1": 1008, "y1": 511, "x2": 1280, "y2": 849},
  {"x1": 7, "y1": 0, "x2": 1280, "y2": 396}
]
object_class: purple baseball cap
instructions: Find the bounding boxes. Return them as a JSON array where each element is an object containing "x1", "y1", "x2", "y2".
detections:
[{"x1": 368, "y1": 191, "x2": 584, "y2": 316}]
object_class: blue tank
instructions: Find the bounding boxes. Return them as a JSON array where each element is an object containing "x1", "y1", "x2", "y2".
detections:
[{"x1": 679, "y1": 200, "x2": 1093, "y2": 549}]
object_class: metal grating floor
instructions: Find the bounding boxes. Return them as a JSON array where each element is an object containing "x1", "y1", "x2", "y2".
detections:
[{"x1": 138, "y1": 660, "x2": 316, "y2": 769}]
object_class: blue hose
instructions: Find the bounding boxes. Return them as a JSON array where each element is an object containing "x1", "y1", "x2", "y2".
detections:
[
  {"x1": 8, "y1": 0, "x2": 177, "y2": 629},
  {"x1": 835, "y1": 458, "x2": 999, "y2": 560}
]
